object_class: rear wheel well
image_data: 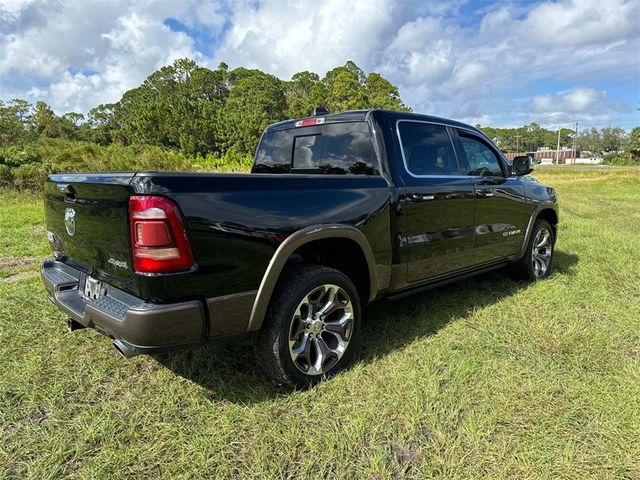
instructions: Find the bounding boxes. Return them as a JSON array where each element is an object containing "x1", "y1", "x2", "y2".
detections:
[
  {"x1": 287, "y1": 237, "x2": 371, "y2": 305},
  {"x1": 536, "y1": 209, "x2": 558, "y2": 238}
]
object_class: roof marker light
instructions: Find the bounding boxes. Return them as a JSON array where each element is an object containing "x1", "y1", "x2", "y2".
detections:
[{"x1": 295, "y1": 117, "x2": 325, "y2": 127}]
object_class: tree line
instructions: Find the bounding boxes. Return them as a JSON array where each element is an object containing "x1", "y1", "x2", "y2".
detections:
[
  {"x1": 0, "y1": 59, "x2": 409, "y2": 157},
  {"x1": 0, "y1": 57, "x2": 638, "y2": 190},
  {"x1": 0, "y1": 59, "x2": 411, "y2": 188},
  {"x1": 477, "y1": 123, "x2": 639, "y2": 162}
]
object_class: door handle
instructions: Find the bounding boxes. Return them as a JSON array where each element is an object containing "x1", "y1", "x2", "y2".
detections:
[
  {"x1": 475, "y1": 190, "x2": 494, "y2": 198},
  {"x1": 411, "y1": 194, "x2": 435, "y2": 202}
]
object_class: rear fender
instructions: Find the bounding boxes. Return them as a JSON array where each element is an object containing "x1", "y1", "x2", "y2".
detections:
[{"x1": 246, "y1": 224, "x2": 377, "y2": 331}]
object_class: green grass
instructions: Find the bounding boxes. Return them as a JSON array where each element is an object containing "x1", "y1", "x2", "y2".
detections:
[{"x1": 1, "y1": 168, "x2": 639, "y2": 479}]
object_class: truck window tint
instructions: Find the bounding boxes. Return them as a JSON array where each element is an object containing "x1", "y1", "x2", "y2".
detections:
[
  {"x1": 292, "y1": 123, "x2": 378, "y2": 175},
  {"x1": 293, "y1": 135, "x2": 320, "y2": 169},
  {"x1": 458, "y1": 133, "x2": 504, "y2": 177},
  {"x1": 398, "y1": 122, "x2": 458, "y2": 176},
  {"x1": 253, "y1": 122, "x2": 378, "y2": 175},
  {"x1": 253, "y1": 130, "x2": 293, "y2": 173}
]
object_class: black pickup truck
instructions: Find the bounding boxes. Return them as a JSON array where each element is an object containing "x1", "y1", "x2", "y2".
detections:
[{"x1": 41, "y1": 109, "x2": 558, "y2": 386}]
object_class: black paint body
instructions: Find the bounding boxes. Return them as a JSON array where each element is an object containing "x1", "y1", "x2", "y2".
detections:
[{"x1": 43, "y1": 110, "x2": 558, "y2": 349}]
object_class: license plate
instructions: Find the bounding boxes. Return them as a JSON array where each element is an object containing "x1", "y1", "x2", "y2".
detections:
[{"x1": 83, "y1": 276, "x2": 103, "y2": 301}]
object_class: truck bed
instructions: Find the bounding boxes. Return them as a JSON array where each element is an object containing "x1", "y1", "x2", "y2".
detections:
[{"x1": 45, "y1": 172, "x2": 392, "y2": 303}]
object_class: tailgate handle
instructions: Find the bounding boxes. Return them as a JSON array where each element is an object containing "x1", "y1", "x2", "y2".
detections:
[{"x1": 58, "y1": 183, "x2": 77, "y2": 203}]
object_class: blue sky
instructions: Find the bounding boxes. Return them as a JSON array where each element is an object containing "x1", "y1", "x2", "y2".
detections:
[{"x1": 0, "y1": 0, "x2": 638, "y2": 129}]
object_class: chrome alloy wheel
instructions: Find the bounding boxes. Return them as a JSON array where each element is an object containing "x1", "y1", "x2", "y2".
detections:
[
  {"x1": 532, "y1": 227, "x2": 553, "y2": 278},
  {"x1": 288, "y1": 284, "x2": 354, "y2": 375}
]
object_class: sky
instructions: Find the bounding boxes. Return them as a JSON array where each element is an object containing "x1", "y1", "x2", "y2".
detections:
[{"x1": 0, "y1": 0, "x2": 638, "y2": 130}]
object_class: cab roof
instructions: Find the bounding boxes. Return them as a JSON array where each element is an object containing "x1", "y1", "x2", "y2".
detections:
[
  {"x1": 263, "y1": 109, "x2": 485, "y2": 139},
  {"x1": 264, "y1": 110, "x2": 370, "y2": 133}
]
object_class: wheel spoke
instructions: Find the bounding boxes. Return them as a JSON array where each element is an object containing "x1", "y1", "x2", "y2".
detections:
[
  {"x1": 535, "y1": 257, "x2": 546, "y2": 275},
  {"x1": 324, "y1": 312, "x2": 352, "y2": 340},
  {"x1": 538, "y1": 253, "x2": 550, "y2": 267},
  {"x1": 311, "y1": 336, "x2": 332, "y2": 374},
  {"x1": 289, "y1": 317, "x2": 304, "y2": 342},
  {"x1": 306, "y1": 285, "x2": 326, "y2": 313},
  {"x1": 535, "y1": 230, "x2": 550, "y2": 249},
  {"x1": 294, "y1": 301, "x2": 312, "y2": 323},
  {"x1": 291, "y1": 335, "x2": 312, "y2": 365},
  {"x1": 322, "y1": 331, "x2": 349, "y2": 356},
  {"x1": 317, "y1": 287, "x2": 340, "y2": 317}
]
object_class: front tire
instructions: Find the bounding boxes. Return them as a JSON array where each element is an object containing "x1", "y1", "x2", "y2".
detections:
[
  {"x1": 255, "y1": 264, "x2": 361, "y2": 387},
  {"x1": 514, "y1": 219, "x2": 555, "y2": 281}
]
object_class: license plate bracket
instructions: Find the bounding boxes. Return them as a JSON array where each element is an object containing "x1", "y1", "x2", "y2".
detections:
[{"x1": 83, "y1": 276, "x2": 103, "y2": 301}]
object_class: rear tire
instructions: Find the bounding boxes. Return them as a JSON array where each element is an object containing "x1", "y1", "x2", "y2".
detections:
[
  {"x1": 513, "y1": 219, "x2": 555, "y2": 281},
  {"x1": 255, "y1": 264, "x2": 361, "y2": 387}
]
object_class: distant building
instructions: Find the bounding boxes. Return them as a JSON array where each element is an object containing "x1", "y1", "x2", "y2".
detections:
[
  {"x1": 505, "y1": 149, "x2": 603, "y2": 164},
  {"x1": 506, "y1": 149, "x2": 577, "y2": 163}
]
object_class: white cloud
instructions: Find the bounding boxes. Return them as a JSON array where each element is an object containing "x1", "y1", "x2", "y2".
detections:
[
  {"x1": 378, "y1": 16, "x2": 455, "y2": 87},
  {"x1": 0, "y1": 0, "x2": 637, "y2": 128},
  {"x1": 214, "y1": 0, "x2": 396, "y2": 78},
  {"x1": 529, "y1": 88, "x2": 629, "y2": 125},
  {"x1": 520, "y1": 0, "x2": 637, "y2": 48},
  {"x1": 371, "y1": 0, "x2": 639, "y2": 126},
  {"x1": 532, "y1": 89, "x2": 602, "y2": 114},
  {"x1": 0, "y1": 0, "x2": 206, "y2": 111}
]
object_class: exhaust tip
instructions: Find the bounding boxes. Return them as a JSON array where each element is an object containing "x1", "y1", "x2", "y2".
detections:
[{"x1": 112, "y1": 339, "x2": 139, "y2": 358}]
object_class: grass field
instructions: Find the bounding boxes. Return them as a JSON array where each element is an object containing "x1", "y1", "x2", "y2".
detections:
[{"x1": 1, "y1": 168, "x2": 639, "y2": 479}]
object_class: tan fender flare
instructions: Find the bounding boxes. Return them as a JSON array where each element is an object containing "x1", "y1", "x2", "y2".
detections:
[
  {"x1": 519, "y1": 203, "x2": 559, "y2": 258},
  {"x1": 246, "y1": 224, "x2": 378, "y2": 332}
]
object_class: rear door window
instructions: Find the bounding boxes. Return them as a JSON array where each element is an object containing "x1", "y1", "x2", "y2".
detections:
[
  {"x1": 253, "y1": 122, "x2": 378, "y2": 175},
  {"x1": 397, "y1": 122, "x2": 459, "y2": 176}
]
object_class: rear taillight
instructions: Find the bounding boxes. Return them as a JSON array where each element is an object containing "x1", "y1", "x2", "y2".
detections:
[{"x1": 129, "y1": 196, "x2": 194, "y2": 273}]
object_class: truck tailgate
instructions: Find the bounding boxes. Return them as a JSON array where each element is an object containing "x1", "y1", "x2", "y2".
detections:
[{"x1": 44, "y1": 173, "x2": 136, "y2": 283}]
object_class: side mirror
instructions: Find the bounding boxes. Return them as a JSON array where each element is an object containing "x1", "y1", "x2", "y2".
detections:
[{"x1": 512, "y1": 155, "x2": 534, "y2": 176}]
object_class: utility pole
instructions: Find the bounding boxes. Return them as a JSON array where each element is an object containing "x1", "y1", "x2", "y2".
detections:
[
  {"x1": 550, "y1": 121, "x2": 577, "y2": 165},
  {"x1": 571, "y1": 121, "x2": 580, "y2": 164},
  {"x1": 514, "y1": 134, "x2": 522, "y2": 153}
]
